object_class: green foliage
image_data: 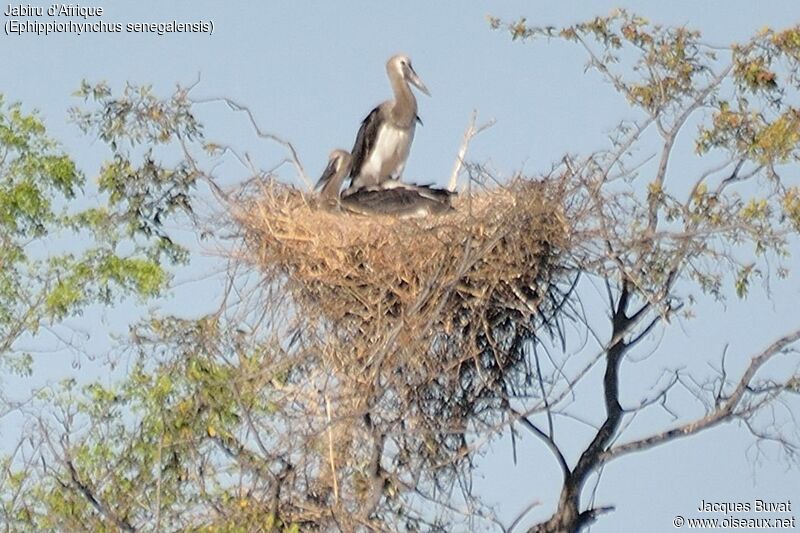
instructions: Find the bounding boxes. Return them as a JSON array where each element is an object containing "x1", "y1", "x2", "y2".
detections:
[
  {"x1": 0, "y1": 97, "x2": 80, "y2": 238},
  {"x1": 492, "y1": 10, "x2": 712, "y2": 114},
  {"x1": 491, "y1": 11, "x2": 800, "y2": 301},
  {"x1": 782, "y1": 187, "x2": 800, "y2": 230},
  {"x1": 2, "y1": 314, "x2": 304, "y2": 530},
  {"x1": 0, "y1": 81, "x2": 225, "y2": 525},
  {"x1": 0, "y1": 85, "x2": 194, "y2": 372},
  {"x1": 70, "y1": 81, "x2": 200, "y2": 262},
  {"x1": 43, "y1": 251, "x2": 167, "y2": 320},
  {"x1": 491, "y1": 11, "x2": 800, "y2": 167}
]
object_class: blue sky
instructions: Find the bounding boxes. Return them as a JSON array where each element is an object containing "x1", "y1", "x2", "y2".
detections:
[{"x1": 3, "y1": 1, "x2": 800, "y2": 531}]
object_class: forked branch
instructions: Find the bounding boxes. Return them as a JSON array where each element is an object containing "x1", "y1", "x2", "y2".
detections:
[{"x1": 448, "y1": 110, "x2": 496, "y2": 191}]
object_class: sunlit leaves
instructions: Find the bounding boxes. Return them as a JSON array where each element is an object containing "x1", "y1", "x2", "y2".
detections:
[
  {"x1": 696, "y1": 102, "x2": 758, "y2": 155},
  {"x1": 698, "y1": 105, "x2": 800, "y2": 164},
  {"x1": 492, "y1": 11, "x2": 800, "y2": 306},
  {"x1": 70, "y1": 81, "x2": 200, "y2": 262},
  {"x1": 3, "y1": 312, "x2": 298, "y2": 530},
  {"x1": 782, "y1": 187, "x2": 800, "y2": 231},
  {"x1": 753, "y1": 109, "x2": 800, "y2": 163},
  {"x1": 45, "y1": 252, "x2": 168, "y2": 320},
  {"x1": 626, "y1": 25, "x2": 705, "y2": 113},
  {"x1": 732, "y1": 27, "x2": 800, "y2": 93},
  {"x1": 734, "y1": 264, "x2": 757, "y2": 298},
  {"x1": 0, "y1": 92, "x2": 181, "y2": 384},
  {"x1": 492, "y1": 11, "x2": 800, "y2": 170},
  {"x1": 734, "y1": 55, "x2": 778, "y2": 92},
  {"x1": 770, "y1": 28, "x2": 800, "y2": 78},
  {"x1": 491, "y1": 9, "x2": 711, "y2": 115},
  {"x1": 71, "y1": 81, "x2": 201, "y2": 150},
  {"x1": 0, "y1": 100, "x2": 81, "y2": 240}
]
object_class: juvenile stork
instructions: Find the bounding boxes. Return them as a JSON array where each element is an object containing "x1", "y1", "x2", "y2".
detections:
[
  {"x1": 348, "y1": 54, "x2": 430, "y2": 191},
  {"x1": 316, "y1": 149, "x2": 454, "y2": 218},
  {"x1": 316, "y1": 149, "x2": 353, "y2": 206}
]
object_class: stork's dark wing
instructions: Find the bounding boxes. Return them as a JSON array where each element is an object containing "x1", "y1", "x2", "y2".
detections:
[
  {"x1": 342, "y1": 185, "x2": 454, "y2": 217},
  {"x1": 369, "y1": 181, "x2": 455, "y2": 201},
  {"x1": 404, "y1": 184, "x2": 454, "y2": 202},
  {"x1": 350, "y1": 106, "x2": 382, "y2": 179}
]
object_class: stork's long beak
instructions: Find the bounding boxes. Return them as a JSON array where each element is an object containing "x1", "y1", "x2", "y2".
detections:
[
  {"x1": 315, "y1": 158, "x2": 338, "y2": 190},
  {"x1": 407, "y1": 65, "x2": 430, "y2": 96}
]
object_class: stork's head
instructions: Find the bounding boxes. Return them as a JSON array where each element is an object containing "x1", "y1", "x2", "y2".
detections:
[
  {"x1": 387, "y1": 54, "x2": 430, "y2": 96},
  {"x1": 329, "y1": 149, "x2": 352, "y2": 174},
  {"x1": 316, "y1": 149, "x2": 352, "y2": 200}
]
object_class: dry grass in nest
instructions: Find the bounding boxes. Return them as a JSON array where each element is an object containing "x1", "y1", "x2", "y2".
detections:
[{"x1": 232, "y1": 176, "x2": 575, "y2": 455}]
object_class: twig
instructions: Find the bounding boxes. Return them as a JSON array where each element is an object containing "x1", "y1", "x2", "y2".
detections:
[
  {"x1": 324, "y1": 393, "x2": 340, "y2": 505},
  {"x1": 65, "y1": 459, "x2": 136, "y2": 532},
  {"x1": 448, "y1": 110, "x2": 496, "y2": 192},
  {"x1": 193, "y1": 95, "x2": 311, "y2": 188},
  {"x1": 507, "y1": 499, "x2": 541, "y2": 532}
]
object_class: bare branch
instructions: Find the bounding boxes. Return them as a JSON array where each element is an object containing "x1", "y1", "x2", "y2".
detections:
[
  {"x1": 508, "y1": 499, "x2": 541, "y2": 532},
  {"x1": 512, "y1": 409, "x2": 569, "y2": 478},
  {"x1": 601, "y1": 327, "x2": 800, "y2": 462},
  {"x1": 193, "y1": 95, "x2": 311, "y2": 187},
  {"x1": 448, "y1": 110, "x2": 496, "y2": 191}
]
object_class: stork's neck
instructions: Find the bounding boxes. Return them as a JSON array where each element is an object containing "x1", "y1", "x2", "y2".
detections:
[
  {"x1": 389, "y1": 74, "x2": 418, "y2": 128},
  {"x1": 319, "y1": 168, "x2": 347, "y2": 203}
]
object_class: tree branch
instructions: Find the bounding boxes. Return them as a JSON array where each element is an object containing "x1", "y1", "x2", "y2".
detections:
[
  {"x1": 448, "y1": 110, "x2": 495, "y2": 192},
  {"x1": 64, "y1": 458, "x2": 136, "y2": 532},
  {"x1": 600, "y1": 326, "x2": 800, "y2": 463},
  {"x1": 513, "y1": 409, "x2": 569, "y2": 478},
  {"x1": 193, "y1": 95, "x2": 311, "y2": 187}
]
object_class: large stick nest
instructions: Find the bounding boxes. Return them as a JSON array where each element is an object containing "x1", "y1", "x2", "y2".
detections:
[{"x1": 233, "y1": 176, "x2": 575, "y2": 462}]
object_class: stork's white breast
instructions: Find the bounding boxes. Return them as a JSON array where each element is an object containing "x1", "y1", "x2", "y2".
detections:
[{"x1": 362, "y1": 122, "x2": 416, "y2": 180}]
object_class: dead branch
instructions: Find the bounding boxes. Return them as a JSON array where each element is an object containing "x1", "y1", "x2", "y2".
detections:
[
  {"x1": 193, "y1": 95, "x2": 311, "y2": 188},
  {"x1": 448, "y1": 110, "x2": 496, "y2": 191}
]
